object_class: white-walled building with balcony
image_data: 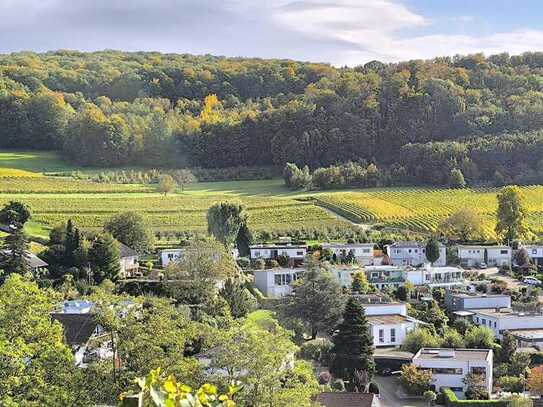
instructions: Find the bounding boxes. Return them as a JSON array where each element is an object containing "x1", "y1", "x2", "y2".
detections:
[
  {"x1": 250, "y1": 244, "x2": 307, "y2": 263},
  {"x1": 412, "y1": 348, "x2": 493, "y2": 395},
  {"x1": 253, "y1": 268, "x2": 303, "y2": 298},
  {"x1": 457, "y1": 245, "x2": 512, "y2": 268},
  {"x1": 405, "y1": 266, "x2": 465, "y2": 288},
  {"x1": 321, "y1": 243, "x2": 375, "y2": 265},
  {"x1": 365, "y1": 265, "x2": 405, "y2": 290},
  {"x1": 385, "y1": 241, "x2": 446, "y2": 267}
]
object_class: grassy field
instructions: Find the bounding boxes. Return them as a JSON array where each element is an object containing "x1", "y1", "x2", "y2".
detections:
[{"x1": 2, "y1": 150, "x2": 543, "y2": 240}]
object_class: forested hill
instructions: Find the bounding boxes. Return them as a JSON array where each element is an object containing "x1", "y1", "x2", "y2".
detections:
[{"x1": 2, "y1": 50, "x2": 543, "y2": 185}]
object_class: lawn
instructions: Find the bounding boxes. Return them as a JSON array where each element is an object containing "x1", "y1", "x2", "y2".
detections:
[{"x1": 0, "y1": 150, "x2": 78, "y2": 174}]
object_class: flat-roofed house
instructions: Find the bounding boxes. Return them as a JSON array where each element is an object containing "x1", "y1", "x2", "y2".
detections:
[
  {"x1": 412, "y1": 348, "x2": 493, "y2": 395},
  {"x1": 253, "y1": 268, "x2": 303, "y2": 298},
  {"x1": 250, "y1": 244, "x2": 307, "y2": 265},
  {"x1": 386, "y1": 241, "x2": 446, "y2": 267},
  {"x1": 457, "y1": 245, "x2": 512, "y2": 268},
  {"x1": 445, "y1": 291, "x2": 511, "y2": 312},
  {"x1": 524, "y1": 245, "x2": 543, "y2": 268},
  {"x1": 321, "y1": 242, "x2": 375, "y2": 265},
  {"x1": 364, "y1": 265, "x2": 405, "y2": 290},
  {"x1": 472, "y1": 308, "x2": 543, "y2": 341}
]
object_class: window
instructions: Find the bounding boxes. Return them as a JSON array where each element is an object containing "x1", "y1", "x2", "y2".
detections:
[
  {"x1": 494, "y1": 322, "x2": 497, "y2": 328},
  {"x1": 390, "y1": 328, "x2": 396, "y2": 343},
  {"x1": 379, "y1": 329, "x2": 384, "y2": 343},
  {"x1": 274, "y1": 274, "x2": 292, "y2": 286},
  {"x1": 476, "y1": 317, "x2": 479, "y2": 323},
  {"x1": 432, "y1": 368, "x2": 462, "y2": 375},
  {"x1": 408, "y1": 249, "x2": 412, "y2": 253},
  {"x1": 296, "y1": 251, "x2": 304, "y2": 256},
  {"x1": 168, "y1": 253, "x2": 174, "y2": 260},
  {"x1": 481, "y1": 318, "x2": 486, "y2": 325},
  {"x1": 533, "y1": 249, "x2": 538, "y2": 255},
  {"x1": 363, "y1": 249, "x2": 371, "y2": 253},
  {"x1": 414, "y1": 249, "x2": 418, "y2": 253},
  {"x1": 254, "y1": 251, "x2": 261, "y2": 257},
  {"x1": 274, "y1": 274, "x2": 282, "y2": 285},
  {"x1": 337, "y1": 272, "x2": 341, "y2": 279},
  {"x1": 500, "y1": 250, "x2": 508, "y2": 255}
]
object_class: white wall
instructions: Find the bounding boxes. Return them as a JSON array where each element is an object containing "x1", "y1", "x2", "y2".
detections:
[
  {"x1": 463, "y1": 296, "x2": 511, "y2": 310},
  {"x1": 161, "y1": 249, "x2": 183, "y2": 267},
  {"x1": 250, "y1": 246, "x2": 307, "y2": 259},
  {"x1": 253, "y1": 269, "x2": 301, "y2": 298},
  {"x1": 363, "y1": 303, "x2": 407, "y2": 316},
  {"x1": 387, "y1": 245, "x2": 446, "y2": 267},
  {"x1": 473, "y1": 312, "x2": 543, "y2": 339},
  {"x1": 370, "y1": 322, "x2": 414, "y2": 347}
]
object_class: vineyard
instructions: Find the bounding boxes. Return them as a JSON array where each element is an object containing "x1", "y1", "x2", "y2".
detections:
[{"x1": 313, "y1": 186, "x2": 543, "y2": 238}]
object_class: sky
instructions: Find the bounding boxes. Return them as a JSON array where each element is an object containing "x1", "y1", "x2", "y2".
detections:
[{"x1": 2, "y1": 0, "x2": 543, "y2": 66}]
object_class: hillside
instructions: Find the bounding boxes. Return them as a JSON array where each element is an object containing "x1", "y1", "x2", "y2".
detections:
[{"x1": 1, "y1": 51, "x2": 543, "y2": 187}]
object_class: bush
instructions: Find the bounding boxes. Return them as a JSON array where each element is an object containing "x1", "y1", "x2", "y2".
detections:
[
  {"x1": 441, "y1": 388, "x2": 510, "y2": 406},
  {"x1": 299, "y1": 338, "x2": 333, "y2": 365},
  {"x1": 495, "y1": 376, "x2": 524, "y2": 393},
  {"x1": 237, "y1": 257, "x2": 250, "y2": 269},
  {"x1": 252, "y1": 258, "x2": 266, "y2": 270},
  {"x1": 400, "y1": 364, "x2": 432, "y2": 396},
  {"x1": 332, "y1": 379, "x2": 345, "y2": 391}
]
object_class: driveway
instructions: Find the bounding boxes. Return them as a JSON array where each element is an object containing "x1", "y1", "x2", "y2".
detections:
[{"x1": 373, "y1": 376, "x2": 427, "y2": 407}]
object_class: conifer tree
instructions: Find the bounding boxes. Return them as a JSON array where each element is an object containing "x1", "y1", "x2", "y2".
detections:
[
  {"x1": 331, "y1": 297, "x2": 375, "y2": 388},
  {"x1": 88, "y1": 233, "x2": 120, "y2": 283},
  {"x1": 0, "y1": 229, "x2": 30, "y2": 280}
]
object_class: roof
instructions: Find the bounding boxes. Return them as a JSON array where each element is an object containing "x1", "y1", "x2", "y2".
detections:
[
  {"x1": 313, "y1": 392, "x2": 375, "y2": 407},
  {"x1": 322, "y1": 243, "x2": 374, "y2": 248},
  {"x1": 0, "y1": 250, "x2": 48, "y2": 268},
  {"x1": 509, "y1": 329, "x2": 543, "y2": 341},
  {"x1": 250, "y1": 244, "x2": 307, "y2": 250},
  {"x1": 389, "y1": 241, "x2": 444, "y2": 248},
  {"x1": 458, "y1": 245, "x2": 511, "y2": 250},
  {"x1": 453, "y1": 311, "x2": 475, "y2": 317},
  {"x1": 366, "y1": 314, "x2": 411, "y2": 325},
  {"x1": 414, "y1": 348, "x2": 491, "y2": 361},
  {"x1": 474, "y1": 308, "x2": 543, "y2": 319},
  {"x1": 51, "y1": 313, "x2": 98, "y2": 346},
  {"x1": 118, "y1": 242, "x2": 138, "y2": 258},
  {"x1": 449, "y1": 292, "x2": 510, "y2": 299}
]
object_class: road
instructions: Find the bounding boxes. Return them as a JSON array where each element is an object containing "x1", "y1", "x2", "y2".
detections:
[
  {"x1": 373, "y1": 376, "x2": 427, "y2": 407},
  {"x1": 475, "y1": 267, "x2": 526, "y2": 289}
]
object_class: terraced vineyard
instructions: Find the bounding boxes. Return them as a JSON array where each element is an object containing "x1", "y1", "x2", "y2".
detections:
[{"x1": 314, "y1": 186, "x2": 543, "y2": 238}]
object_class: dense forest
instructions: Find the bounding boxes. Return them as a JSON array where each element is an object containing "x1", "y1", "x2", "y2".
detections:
[{"x1": 2, "y1": 50, "x2": 543, "y2": 185}]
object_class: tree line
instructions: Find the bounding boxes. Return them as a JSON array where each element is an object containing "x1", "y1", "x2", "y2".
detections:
[{"x1": 4, "y1": 51, "x2": 543, "y2": 185}]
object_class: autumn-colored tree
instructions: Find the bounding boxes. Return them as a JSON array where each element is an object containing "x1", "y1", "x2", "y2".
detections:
[
  {"x1": 528, "y1": 365, "x2": 543, "y2": 398},
  {"x1": 400, "y1": 364, "x2": 432, "y2": 396}
]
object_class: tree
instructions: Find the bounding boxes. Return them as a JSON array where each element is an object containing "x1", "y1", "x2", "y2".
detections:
[
  {"x1": 0, "y1": 228, "x2": 30, "y2": 280},
  {"x1": 279, "y1": 260, "x2": 345, "y2": 339},
  {"x1": 219, "y1": 278, "x2": 257, "y2": 318},
  {"x1": 399, "y1": 364, "x2": 432, "y2": 395},
  {"x1": 510, "y1": 352, "x2": 531, "y2": 376},
  {"x1": 441, "y1": 327, "x2": 465, "y2": 348},
  {"x1": 438, "y1": 208, "x2": 486, "y2": 241},
  {"x1": 417, "y1": 301, "x2": 448, "y2": 332},
  {"x1": 528, "y1": 365, "x2": 543, "y2": 398},
  {"x1": 351, "y1": 272, "x2": 370, "y2": 294},
  {"x1": 395, "y1": 281, "x2": 414, "y2": 301},
  {"x1": 464, "y1": 372, "x2": 488, "y2": 400},
  {"x1": 514, "y1": 248, "x2": 531, "y2": 268},
  {"x1": 330, "y1": 297, "x2": 375, "y2": 388},
  {"x1": 283, "y1": 162, "x2": 311, "y2": 190},
  {"x1": 158, "y1": 174, "x2": 176, "y2": 195},
  {"x1": 104, "y1": 211, "x2": 154, "y2": 253},
  {"x1": 235, "y1": 223, "x2": 253, "y2": 258},
  {"x1": 498, "y1": 331, "x2": 518, "y2": 363},
  {"x1": 401, "y1": 328, "x2": 441, "y2": 353},
  {"x1": 207, "y1": 201, "x2": 248, "y2": 249},
  {"x1": 449, "y1": 168, "x2": 466, "y2": 188},
  {"x1": 496, "y1": 185, "x2": 528, "y2": 243},
  {"x1": 0, "y1": 274, "x2": 86, "y2": 406},
  {"x1": 452, "y1": 318, "x2": 473, "y2": 335},
  {"x1": 464, "y1": 326, "x2": 495, "y2": 349},
  {"x1": 88, "y1": 233, "x2": 121, "y2": 283},
  {"x1": 425, "y1": 238, "x2": 441, "y2": 265},
  {"x1": 423, "y1": 390, "x2": 437, "y2": 407},
  {"x1": 0, "y1": 201, "x2": 31, "y2": 228},
  {"x1": 175, "y1": 169, "x2": 197, "y2": 192}
]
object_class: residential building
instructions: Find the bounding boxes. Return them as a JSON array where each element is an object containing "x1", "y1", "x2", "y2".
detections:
[
  {"x1": 0, "y1": 250, "x2": 48, "y2": 274},
  {"x1": 312, "y1": 393, "x2": 378, "y2": 407},
  {"x1": 119, "y1": 243, "x2": 139, "y2": 278},
  {"x1": 253, "y1": 268, "x2": 303, "y2": 298},
  {"x1": 412, "y1": 348, "x2": 493, "y2": 394},
  {"x1": 160, "y1": 248, "x2": 184, "y2": 267},
  {"x1": 457, "y1": 245, "x2": 512, "y2": 268},
  {"x1": 361, "y1": 300, "x2": 425, "y2": 347},
  {"x1": 321, "y1": 242, "x2": 375, "y2": 265},
  {"x1": 385, "y1": 241, "x2": 446, "y2": 267},
  {"x1": 250, "y1": 244, "x2": 307, "y2": 264},
  {"x1": 365, "y1": 265, "x2": 405, "y2": 290},
  {"x1": 472, "y1": 308, "x2": 543, "y2": 340},
  {"x1": 444, "y1": 291, "x2": 511, "y2": 312},
  {"x1": 523, "y1": 245, "x2": 543, "y2": 268},
  {"x1": 330, "y1": 264, "x2": 364, "y2": 288},
  {"x1": 405, "y1": 266, "x2": 465, "y2": 288}
]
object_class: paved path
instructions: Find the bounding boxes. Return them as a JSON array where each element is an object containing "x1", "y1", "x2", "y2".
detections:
[{"x1": 373, "y1": 376, "x2": 427, "y2": 407}]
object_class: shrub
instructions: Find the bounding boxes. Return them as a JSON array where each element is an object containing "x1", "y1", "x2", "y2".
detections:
[
  {"x1": 332, "y1": 379, "x2": 345, "y2": 391},
  {"x1": 440, "y1": 388, "x2": 509, "y2": 406},
  {"x1": 237, "y1": 257, "x2": 250, "y2": 269},
  {"x1": 495, "y1": 376, "x2": 524, "y2": 393},
  {"x1": 300, "y1": 338, "x2": 333, "y2": 365},
  {"x1": 252, "y1": 258, "x2": 266, "y2": 270}
]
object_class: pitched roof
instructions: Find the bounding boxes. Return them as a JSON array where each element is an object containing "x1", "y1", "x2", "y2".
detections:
[
  {"x1": 0, "y1": 250, "x2": 48, "y2": 268},
  {"x1": 118, "y1": 242, "x2": 138, "y2": 258},
  {"x1": 313, "y1": 392, "x2": 375, "y2": 407},
  {"x1": 51, "y1": 313, "x2": 98, "y2": 346}
]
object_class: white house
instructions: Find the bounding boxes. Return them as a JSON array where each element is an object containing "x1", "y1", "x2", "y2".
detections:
[
  {"x1": 457, "y1": 245, "x2": 512, "y2": 268},
  {"x1": 364, "y1": 265, "x2": 405, "y2": 290},
  {"x1": 362, "y1": 301, "x2": 425, "y2": 347},
  {"x1": 445, "y1": 291, "x2": 511, "y2": 312},
  {"x1": 523, "y1": 245, "x2": 543, "y2": 267},
  {"x1": 321, "y1": 243, "x2": 375, "y2": 265},
  {"x1": 412, "y1": 348, "x2": 493, "y2": 395},
  {"x1": 160, "y1": 248, "x2": 184, "y2": 267},
  {"x1": 119, "y1": 243, "x2": 139, "y2": 278},
  {"x1": 385, "y1": 241, "x2": 446, "y2": 267},
  {"x1": 330, "y1": 265, "x2": 364, "y2": 288},
  {"x1": 405, "y1": 266, "x2": 465, "y2": 288},
  {"x1": 253, "y1": 268, "x2": 303, "y2": 298},
  {"x1": 472, "y1": 308, "x2": 543, "y2": 340},
  {"x1": 250, "y1": 244, "x2": 307, "y2": 264}
]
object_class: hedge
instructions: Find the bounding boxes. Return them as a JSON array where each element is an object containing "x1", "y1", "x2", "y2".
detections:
[{"x1": 442, "y1": 388, "x2": 510, "y2": 407}]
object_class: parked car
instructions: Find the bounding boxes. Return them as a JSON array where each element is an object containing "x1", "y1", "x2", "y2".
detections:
[
  {"x1": 523, "y1": 276, "x2": 541, "y2": 286},
  {"x1": 478, "y1": 263, "x2": 487, "y2": 269}
]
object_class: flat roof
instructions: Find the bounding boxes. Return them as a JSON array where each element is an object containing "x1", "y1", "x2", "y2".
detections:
[
  {"x1": 474, "y1": 308, "x2": 543, "y2": 319},
  {"x1": 366, "y1": 314, "x2": 410, "y2": 325},
  {"x1": 458, "y1": 245, "x2": 511, "y2": 250},
  {"x1": 415, "y1": 348, "x2": 491, "y2": 361},
  {"x1": 249, "y1": 244, "x2": 306, "y2": 249},
  {"x1": 322, "y1": 243, "x2": 374, "y2": 248},
  {"x1": 362, "y1": 302, "x2": 404, "y2": 307},
  {"x1": 453, "y1": 311, "x2": 475, "y2": 317},
  {"x1": 509, "y1": 329, "x2": 543, "y2": 341},
  {"x1": 450, "y1": 293, "x2": 510, "y2": 299}
]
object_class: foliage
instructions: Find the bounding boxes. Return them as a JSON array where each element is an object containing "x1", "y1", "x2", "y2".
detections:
[
  {"x1": 441, "y1": 328, "x2": 465, "y2": 348},
  {"x1": 528, "y1": 365, "x2": 543, "y2": 397},
  {"x1": 351, "y1": 271, "x2": 371, "y2": 294},
  {"x1": 495, "y1": 376, "x2": 525, "y2": 393},
  {"x1": 283, "y1": 163, "x2": 311, "y2": 190},
  {"x1": 464, "y1": 326, "x2": 495, "y2": 349},
  {"x1": 424, "y1": 390, "x2": 437, "y2": 406},
  {"x1": 279, "y1": 259, "x2": 345, "y2": 339},
  {"x1": 441, "y1": 387, "x2": 510, "y2": 406},
  {"x1": 0, "y1": 201, "x2": 31, "y2": 227},
  {"x1": 464, "y1": 372, "x2": 489, "y2": 400},
  {"x1": 497, "y1": 331, "x2": 518, "y2": 363},
  {"x1": 399, "y1": 364, "x2": 432, "y2": 396},
  {"x1": 104, "y1": 211, "x2": 154, "y2": 253},
  {"x1": 219, "y1": 278, "x2": 257, "y2": 319},
  {"x1": 510, "y1": 352, "x2": 531, "y2": 376},
  {"x1": 299, "y1": 338, "x2": 333, "y2": 365},
  {"x1": 452, "y1": 318, "x2": 473, "y2": 335},
  {"x1": 88, "y1": 232, "x2": 121, "y2": 283},
  {"x1": 158, "y1": 174, "x2": 176, "y2": 195},
  {"x1": 426, "y1": 238, "x2": 441, "y2": 265},
  {"x1": 450, "y1": 169, "x2": 467, "y2": 188},
  {"x1": 496, "y1": 186, "x2": 528, "y2": 243},
  {"x1": 0, "y1": 228, "x2": 30, "y2": 280},
  {"x1": 401, "y1": 328, "x2": 441, "y2": 353},
  {"x1": 207, "y1": 202, "x2": 248, "y2": 248},
  {"x1": 439, "y1": 208, "x2": 486, "y2": 242},
  {"x1": 330, "y1": 297, "x2": 375, "y2": 387}
]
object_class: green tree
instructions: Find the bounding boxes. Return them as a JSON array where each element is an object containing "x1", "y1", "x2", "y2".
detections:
[
  {"x1": 0, "y1": 228, "x2": 30, "y2": 280},
  {"x1": 351, "y1": 272, "x2": 370, "y2": 294},
  {"x1": 158, "y1": 174, "x2": 176, "y2": 195},
  {"x1": 441, "y1": 328, "x2": 465, "y2": 348},
  {"x1": 0, "y1": 274, "x2": 86, "y2": 406},
  {"x1": 496, "y1": 185, "x2": 528, "y2": 243},
  {"x1": 438, "y1": 208, "x2": 486, "y2": 241},
  {"x1": 207, "y1": 201, "x2": 248, "y2": 249},
  {"x1": 401, "y1": 328, "x2": 441, "y2": 353},
  {"x1": 399, "y1": 364, "x2": 432, "y2": 395},
  {"x1": 498, "y1": 331, "x2": 518, "y2": 363},
  {"x1": 279, "y1": 260, "x2": 345, "y2": 339},
  {"x1": 464, "y1": 326, "x2": 495, "y2": 349},
  {"x1": 219, "y1": 278, "x2": 257, "y2": 318},
  {"x1": 423, "y1": 390, "x2": 437, "y2": 407},
  {"x1": 0, "y1": 201, "x2": 31, "y2": 228},
  {"x1": 449, "y1": 168, "x2": 466, "y2": 188},
  {"x1": 464, "y1": 372, "x2": 488, "y2": 400},
  {"x1": 88, "y1": 233, "x2": 121, "y2": 283},
  {"x1": 235, "y1": 222, "x2": 253, "y2": 258},
  {"x1": 104, "y1": 211, "x2": 154, "y2": 254},
  {"x1": 330, "y1": 297, "x2": 375, "y2": 388},
  {"x1": 418, "y1": 301, "x2": 449, "y2": 332},
  {"x1": 425, "y1": 238, "x2": 441, "y2": 265}
]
